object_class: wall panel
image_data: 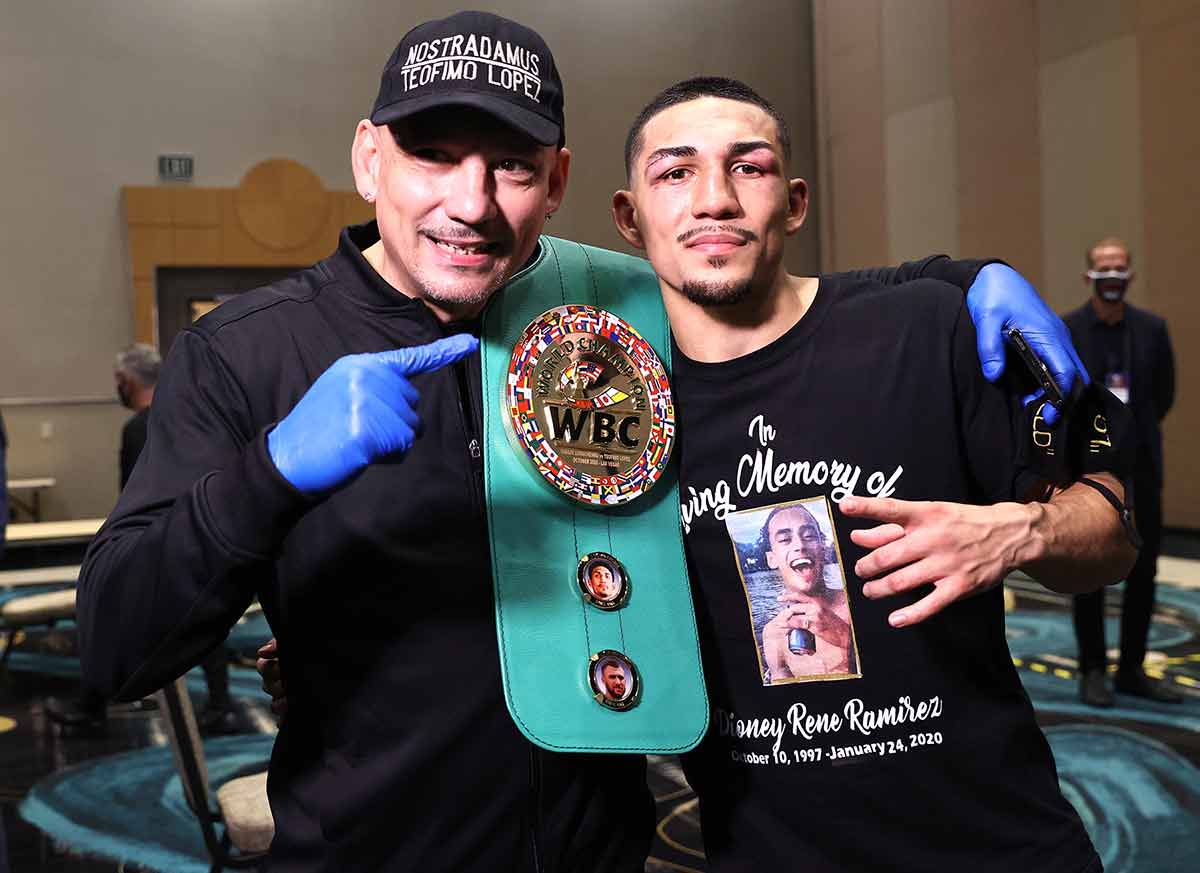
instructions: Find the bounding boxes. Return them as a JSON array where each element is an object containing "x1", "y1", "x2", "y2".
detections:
[
  {"x1": 1139, "y1": 8, "x2": 1200, "y2": 526},
  {"x1": 1038, "y1": 36, "x2": 1143, "y2": 311},
  {"x1": 950, "y1": 1, "x2": 1043, "y2": 280}
]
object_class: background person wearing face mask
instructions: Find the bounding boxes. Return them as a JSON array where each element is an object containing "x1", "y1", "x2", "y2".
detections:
[
  {"x1": 113, "y1": 343, "x2": 159, "y2": 488},
  {"x1": 1066, "y1": 236, "x2": 1179, "y2": 706},
  {"x1": 45, "y1": 345, "x2": 160, "y2": 732},
  {"x1": 50, "y1": 345, "x2": 246, "y2": 734}
]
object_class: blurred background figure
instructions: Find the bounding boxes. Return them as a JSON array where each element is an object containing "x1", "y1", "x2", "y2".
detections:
[
  {"x1": 45, "y1": 345, "x2": 244, "y2": 734},
  {"x1": 1068, "y1": 237, "x2": 1179, "y2": 706},
  {"x1": 113, "y1": 344, "x2": 159, "y2": 488},
  {"x1": 44, "y1": 345, "x2": 161, "y2": 732}
]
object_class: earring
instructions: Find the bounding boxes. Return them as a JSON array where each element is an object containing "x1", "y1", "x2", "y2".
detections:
[
  {"x1": 363, "y1": 191, "x2": 376, "y2": 203},
  {"x1": 545, "y1": 212, "x2": 554, "y2": 220}
]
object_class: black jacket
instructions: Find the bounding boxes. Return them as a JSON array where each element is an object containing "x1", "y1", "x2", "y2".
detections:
[
  {"x1": 77, "y1": 223, "x2": 653, "y2": 873},
  {"x1": 1064, "y1": 301, "x2": 1174, "y2": 486}
]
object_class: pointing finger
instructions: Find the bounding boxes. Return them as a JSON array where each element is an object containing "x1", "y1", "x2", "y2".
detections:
[
  {"x1": 378, "y1": 334, "x2": 480, "y2": 377},
  {"x1": 359, "y1": 360, "x2": 421, "y2": 410}
]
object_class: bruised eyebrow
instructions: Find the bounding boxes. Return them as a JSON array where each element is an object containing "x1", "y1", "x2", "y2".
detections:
[
  {"x1": 644, "y1": 145, "x2": 696, "y2": 174},
  {"x1": 729, "y1": 140, "x2": 776, "y2": 160}
]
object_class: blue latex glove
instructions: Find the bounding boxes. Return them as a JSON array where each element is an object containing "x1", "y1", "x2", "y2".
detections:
[
  {"x1": 268, "y1": 334, "x2": 479, "y2": 494},
  {"x1": 966, "y1": 263, "x2": 1089, "y2": 426}
]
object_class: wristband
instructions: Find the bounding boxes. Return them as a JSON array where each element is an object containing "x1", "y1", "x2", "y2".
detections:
[{"x1": 1077, "y1": 477, "x2": 1143, "y2": 550}]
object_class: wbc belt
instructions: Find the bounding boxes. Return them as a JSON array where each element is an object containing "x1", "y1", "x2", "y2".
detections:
[{"x1": 480, "y1": 236, "x2": 708, "y2": 753}]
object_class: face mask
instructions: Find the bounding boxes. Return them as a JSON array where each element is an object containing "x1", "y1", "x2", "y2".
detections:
[{"x1": 1087, "y1": 268, "x2": 1130, "y2": 303}]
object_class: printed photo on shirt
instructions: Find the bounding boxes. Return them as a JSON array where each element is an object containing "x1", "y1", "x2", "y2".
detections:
[{"x1": 725, "y1": 496, "x2": 861, "y2": 685}]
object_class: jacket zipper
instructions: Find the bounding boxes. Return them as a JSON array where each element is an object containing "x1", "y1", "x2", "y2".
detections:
[{"x1": 453, "y1": 359, "x2": 485, "y2": 516}]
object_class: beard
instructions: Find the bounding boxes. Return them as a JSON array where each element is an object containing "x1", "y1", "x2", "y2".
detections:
[
  {"x1": 680, "y1": 276, "x2": 755, "y2": 307},
  {"x1": 404, "y1": 224, "x2": 525, "y2": 312},
  {"x1": 415, "y1": 274, "x2": 504, "y2": 310},
  {"x1": 407, "y1": 254, "x2": 518, "y2": 313}
]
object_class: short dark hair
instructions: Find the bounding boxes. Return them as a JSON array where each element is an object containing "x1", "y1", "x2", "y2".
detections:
[
  {"x1": 624, "y1": 77, "x2": 792, "y2": 180},
  {"x1": 1086, "y1": 236, "x2": 1132, "y2": 268}
]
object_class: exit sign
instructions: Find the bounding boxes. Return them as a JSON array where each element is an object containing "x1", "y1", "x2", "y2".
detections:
[{"x1": 158, "y1": 154, "x2": 194, "y2": 182}]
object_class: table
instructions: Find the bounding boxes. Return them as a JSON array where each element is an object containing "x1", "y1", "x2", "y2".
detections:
[
  {"x1": 6, "y1": 477, "x2": 57, "y2": 521},
  {"x1": 6, "y1": 519, "x2": 105, "y2": 547},
  {"x1": 0, "y1": 565, "x2": 81, "y2": 589}
]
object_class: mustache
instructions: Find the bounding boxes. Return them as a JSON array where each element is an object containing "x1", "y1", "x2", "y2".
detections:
[
  {"x1": 676, "y1": 224, "x2": 759, "y2": 245},
  {"x1": 422, "y1": 225, "x2": 512, "y2": 244}
]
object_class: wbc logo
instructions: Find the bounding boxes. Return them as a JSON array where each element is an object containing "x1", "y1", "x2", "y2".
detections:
[{"x1": 506, "y1": 305, "x2": 675, "y2": 506}]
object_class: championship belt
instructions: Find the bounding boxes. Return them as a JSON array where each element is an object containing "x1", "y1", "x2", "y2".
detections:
[{"x1": 480, "y1": 236, "x2": 708, "y2": 753}]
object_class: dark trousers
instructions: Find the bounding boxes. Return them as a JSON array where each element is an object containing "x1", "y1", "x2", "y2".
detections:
[{"x1": 1072, "y1": 477, "x2": 1162, "y2": 674}]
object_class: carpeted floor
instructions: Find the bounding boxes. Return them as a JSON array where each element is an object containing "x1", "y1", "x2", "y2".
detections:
[{"x1": 3, "y1": 570, "x2": 1199, "y2": 872}]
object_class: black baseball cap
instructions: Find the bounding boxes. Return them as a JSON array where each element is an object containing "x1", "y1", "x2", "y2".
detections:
[{"x1": 370, "y1": 10, "x2": 565, "y2": 147}]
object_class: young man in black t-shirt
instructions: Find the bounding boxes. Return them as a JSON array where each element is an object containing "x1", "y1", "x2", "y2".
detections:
[{"x1": 613, "y1": 77, "x2": 1136, "y2": 873}]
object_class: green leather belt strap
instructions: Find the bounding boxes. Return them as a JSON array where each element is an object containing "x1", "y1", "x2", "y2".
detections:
[{"x1": 480, "y1": 236, "x2": 708, "y2": 754}]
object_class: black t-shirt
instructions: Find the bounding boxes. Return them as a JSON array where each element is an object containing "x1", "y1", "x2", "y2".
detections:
[
  {"x1": 119, "y1": 407, "x2": 149, "y2": 491},
  {"x1": 673, "y1": 275, "x2": 1101, "y2": 873}
]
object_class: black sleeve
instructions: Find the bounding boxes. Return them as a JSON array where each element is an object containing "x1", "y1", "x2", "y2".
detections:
[
  {"x1": 77, "y1": 329, "x2": 314, "y2": 701},
  {"x1": 118, "y1": 413, "x2": 147, "y2": 491},
  {"x1": 1154, "y1": 318, "x2": 1175, "y2": 421},
  {"x1": 948, "y1": 298, "x2": 1023, "y2": 503},
  {"x1": 829, "y1": 255, "x2": 1000, "y2": 293}
]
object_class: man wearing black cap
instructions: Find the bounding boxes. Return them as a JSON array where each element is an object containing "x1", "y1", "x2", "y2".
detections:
[
  {"x1": 79, "y1": 14, "x2": 650, "y2": 871},
  {"x1": 79, "y1": 11, "x2": 1102, "y2": 872}
]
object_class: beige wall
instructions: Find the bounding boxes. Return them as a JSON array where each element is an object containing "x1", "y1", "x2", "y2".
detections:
[
  {"x1": 815, "y1": 0, "x2": 1200, "y2": 528},
  {"x1": 2, "y1": 404, "x2": 127, "y2": 522},
  {"x1": 1139, "y1": 1, "x2": 1200, "y2": 529},
  {"x1": 1, "y1": 0, "x2": 817, "y2": 521}
]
